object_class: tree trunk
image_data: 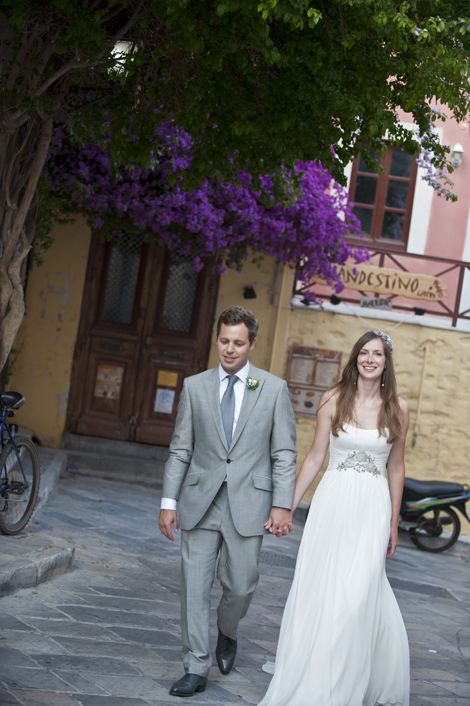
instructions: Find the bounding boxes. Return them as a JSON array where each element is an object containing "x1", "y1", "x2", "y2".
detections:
[
  {"x1": 0, "y1": 4, "x2": 149, "y2": 381},
  {"x1": 0, "y1": 115, "x2": 53, "y2": 376}
]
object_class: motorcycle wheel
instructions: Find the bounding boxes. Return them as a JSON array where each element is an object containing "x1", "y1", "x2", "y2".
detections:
[{"x1": 409, "y1": 507, "x2": 460, "y2": 553}]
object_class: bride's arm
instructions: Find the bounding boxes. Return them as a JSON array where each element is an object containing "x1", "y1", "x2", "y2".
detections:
[
  {"x1": 290, "y1": 391, "x2": 335, "y2": 514},
  {"x1": 386, "y1": 398, "x2": 410, "y2": 557}
]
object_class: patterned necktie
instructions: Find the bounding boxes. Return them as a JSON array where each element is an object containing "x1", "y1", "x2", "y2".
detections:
[{"x1": 220, "y1": 375, "x2": 237, "y2": 447}]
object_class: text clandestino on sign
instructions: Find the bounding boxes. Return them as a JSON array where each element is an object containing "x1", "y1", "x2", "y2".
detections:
[{"x1": 315, "y1": 264, "x2": 447, "y2": 302}]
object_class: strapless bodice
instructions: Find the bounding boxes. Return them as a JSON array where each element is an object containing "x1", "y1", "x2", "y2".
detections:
[{"x1": 327, "y1": 423, "x2": 391, "y2": 478}]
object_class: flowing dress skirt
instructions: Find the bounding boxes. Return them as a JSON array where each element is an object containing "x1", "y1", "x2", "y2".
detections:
[{"x1": 259, "y1": 427, "x2": 410, "y2": 706}]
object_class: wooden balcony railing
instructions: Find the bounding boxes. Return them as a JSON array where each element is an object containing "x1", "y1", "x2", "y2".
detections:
[{"x1": 294, "y1": 246, "x2": 470, "y2": 327}]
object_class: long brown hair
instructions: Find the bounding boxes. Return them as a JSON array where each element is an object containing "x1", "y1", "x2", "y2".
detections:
[{"x1": 330, "y1": 331, "x2": 403, "y2": 443}]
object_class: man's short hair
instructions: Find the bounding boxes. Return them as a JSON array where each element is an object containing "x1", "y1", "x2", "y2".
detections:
[{"x1": 216, "y1": 306, "x2": 259, "y2": 344}]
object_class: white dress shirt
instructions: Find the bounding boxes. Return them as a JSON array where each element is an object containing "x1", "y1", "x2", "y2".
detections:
[{"x1": 160, "y1": 362, "x2": 250, "y2": 511}]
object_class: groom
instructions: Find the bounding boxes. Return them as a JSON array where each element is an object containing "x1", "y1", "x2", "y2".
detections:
[{"x1": 159, "y1": 306, "x2": 297, "y2": 697}]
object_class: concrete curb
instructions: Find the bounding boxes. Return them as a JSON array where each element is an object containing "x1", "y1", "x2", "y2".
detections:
[
  {"x1": 0, "y1": 536, "x2": 75, "y2": 597},
  {"x1": 33, "y1": 447, "x2": 68, "y2": 519},
  {"x1": 0, "y1": 445, "x2": 74, "y2": 597}
]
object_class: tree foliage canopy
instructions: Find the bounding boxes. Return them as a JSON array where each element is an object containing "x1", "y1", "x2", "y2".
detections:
[
  {"x1": 159, "y1": 0, "x2": 470, "y2": 184},
  {"x1": 2, "y1": 0, "x2": 470, "y2": 183},
  {"x1": 1, "y1": 0, "x2": 470, "y2": 371}
]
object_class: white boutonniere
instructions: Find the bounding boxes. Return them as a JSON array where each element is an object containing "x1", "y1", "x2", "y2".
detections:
[{"x1": 246, "y1": 377, "x2": 259, "y2": 390}]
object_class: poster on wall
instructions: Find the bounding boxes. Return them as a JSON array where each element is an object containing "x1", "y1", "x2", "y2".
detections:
[
  {"x1": 94, "y1": 365, "x2": 124, "y2": 400},
  {"x1": 287, "y1": 346, "x2": 342, "y2": 418},
  {"x1": 154, "y1": 388, "x2": 176, "y2": 414},
  {"x1": 157, "y1": 370, "x2": 178, "y2": 387}
]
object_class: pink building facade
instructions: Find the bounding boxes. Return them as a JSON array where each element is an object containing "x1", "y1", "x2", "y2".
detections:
[{"x1": 294, "y1": 106, "x2": 470, "y2": 332}]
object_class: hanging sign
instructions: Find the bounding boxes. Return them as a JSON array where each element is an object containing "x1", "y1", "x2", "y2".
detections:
[
  {"x1": 314, "y1": 264, "x2": 447, "y2": 302},
  {"x1": 360, "y1": 296, "x2": 393, "y2": 310}
]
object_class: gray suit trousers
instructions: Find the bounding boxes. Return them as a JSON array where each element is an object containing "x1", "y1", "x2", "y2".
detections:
[{"x1": 181, "y1": 484, "x2": 263, "y2": 677}]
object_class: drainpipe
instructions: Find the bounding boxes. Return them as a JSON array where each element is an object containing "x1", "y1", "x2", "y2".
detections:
[
  {"x1": 269, "y1": 265, "x2": 295, "y2": 376},
  {"x1": 271, "y1": 262, "x2": 281, "y2": 305},
  {"x1": 412, "y1": 344, "x2": 428, "y2": 448}
]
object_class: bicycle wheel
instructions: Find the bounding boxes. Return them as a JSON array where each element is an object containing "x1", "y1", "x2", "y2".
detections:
[
  {"x1": 409, "y1": 506, "x2": 460, "y2": 553},
  {"x1": 0, "y1": 436, "x2": 40, "y2": 535}
]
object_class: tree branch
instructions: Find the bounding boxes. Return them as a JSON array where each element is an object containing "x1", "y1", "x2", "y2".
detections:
[
  {"x1": 30, "y1": 38, "x2": 58, "y2": 92},
  {"x1": 34, "y1": 0, "x2": 145, "y2": 99},
  {"x1": 0, "y1": 105, "x2": 32, "y2": 132},
  {"x1": 5, "y1": 120, "x2": 36, "y2": 207},
  {"x1": 319, "y1": 0, "x2": 334, "y2": 50},
  {"x1": 34, "y1": 57, "x2": 99, "y2": 98},
  {"x1": 339, "y1": 3, "x2": 346, "y2": 57},
  {"x1": 98, "y1": 6, "x2": 126, "y2": 25},
  {"x1": 7, "y1": 115, "x2": 53, "y2": 255},
  {"x1": 4, "y1": 23, "x2": 30, "y2": 91},
  {"x1": 103, "y1": 1, "x2": 145, "y2": 53}
]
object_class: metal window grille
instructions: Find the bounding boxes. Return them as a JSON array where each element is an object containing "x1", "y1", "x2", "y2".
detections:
[
  {"x1": 161, "y1": 253, "x2": 199, "y2": 333},
  {"x1": 101, "y1": 236, "x2": 143, "y2": 325}
]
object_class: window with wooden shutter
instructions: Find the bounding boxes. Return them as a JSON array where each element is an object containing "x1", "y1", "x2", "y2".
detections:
[{"x1": 348, "y1": 147, "x2": 418, "y2": 249}]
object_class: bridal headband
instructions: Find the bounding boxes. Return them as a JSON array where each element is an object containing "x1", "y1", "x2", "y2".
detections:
[{"x1": 373, "y1": 330, "x2": 393, "y2": 353}]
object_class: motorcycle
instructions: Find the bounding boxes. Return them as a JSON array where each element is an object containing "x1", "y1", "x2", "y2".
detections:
[{"x1": 399, "y1": 477, "x2": 470, "y2": 553}]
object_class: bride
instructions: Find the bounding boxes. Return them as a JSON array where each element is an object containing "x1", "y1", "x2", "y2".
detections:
[{"x1": 260, "y1": 331, "x2": 410, "y2": 706}]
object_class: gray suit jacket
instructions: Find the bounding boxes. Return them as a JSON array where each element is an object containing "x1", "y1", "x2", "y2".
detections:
[{"x1": 162, "y1": 364, "x2": 297, "y2": 536}]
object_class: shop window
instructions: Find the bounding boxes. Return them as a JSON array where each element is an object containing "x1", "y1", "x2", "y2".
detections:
[{"x1": 349, "y1": 147, "x2": 418, "y2": 248}]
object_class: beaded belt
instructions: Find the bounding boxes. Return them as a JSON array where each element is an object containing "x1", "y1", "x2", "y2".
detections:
[{"x1": 336, "y1": 451, "x2": 380, "y2": 477}]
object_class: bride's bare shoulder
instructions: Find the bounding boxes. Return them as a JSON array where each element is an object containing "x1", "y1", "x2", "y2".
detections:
[
  {"x1": 322, "y1": 388, "x2": 339, "y2": 403},
  {"x1": 319, "y1": 388, "x2": 339, "y2": 416},
  {"x1": 398, "y1": 397, "x2": 410, "y2": 424}
]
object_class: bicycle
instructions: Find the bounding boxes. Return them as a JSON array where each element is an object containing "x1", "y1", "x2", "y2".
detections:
[{"x1": 0, "y1": 391, "x2": 40, "y2": 535}]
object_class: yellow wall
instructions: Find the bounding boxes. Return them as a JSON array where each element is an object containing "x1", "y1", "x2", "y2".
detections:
[
  {"x1": 284, "y1": 306, "x2": 470, "y2": 534},
  {"x1": 207, "y1": 257, "x2": 284, "y2": 370},
  {"x1": 9, "y1": 219, "x2": 91, "y2": 447}
]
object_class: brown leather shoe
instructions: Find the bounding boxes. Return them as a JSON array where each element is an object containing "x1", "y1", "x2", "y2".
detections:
[
  {"x1": 169, "y1": 673, "x2": 208, "y2": 697},
  {"x1": 216, "y1": 627, "x2": 237, "y2": 674}
]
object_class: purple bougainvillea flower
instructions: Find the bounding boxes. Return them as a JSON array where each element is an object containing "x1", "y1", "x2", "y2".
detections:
[{"x1": 45, "y1": 122, "x2": 366, "y2": 294}]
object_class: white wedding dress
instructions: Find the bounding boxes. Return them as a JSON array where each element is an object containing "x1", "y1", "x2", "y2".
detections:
[{"x1": 259, "y1": 424, "x2": 410, "y2": 706}]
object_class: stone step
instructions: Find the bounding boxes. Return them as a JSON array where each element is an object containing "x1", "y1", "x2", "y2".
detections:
[
  {"x1": 62, "y1": 432, "x2": 168, "y2": 481},
  {"x1": 62, "y1": 432, "x2": 169, "y2": 461}
]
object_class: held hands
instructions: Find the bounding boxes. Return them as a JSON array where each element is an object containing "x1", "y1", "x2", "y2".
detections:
[
  {"x1": 159, "y1": 509, "x2": 178, "y2": 541},
  {"x1": 265, "y1": 507, "x2": 293, "y2": 537},
  {"x1": 386, "y1": 525, "x2": 398, "y2": 558}
]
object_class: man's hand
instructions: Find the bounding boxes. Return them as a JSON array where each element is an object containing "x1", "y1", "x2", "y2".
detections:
[
  {"x1": 159, "y1": 509, "x2": 179, "y2": 541},
  {"x1": 264, "y1": 507, "x2": 293, "y2": 537}
]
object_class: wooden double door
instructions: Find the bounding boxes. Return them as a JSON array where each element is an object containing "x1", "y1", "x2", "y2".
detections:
[{"x1": 66, "y1": 236, "x2": 219, "y2": 445}]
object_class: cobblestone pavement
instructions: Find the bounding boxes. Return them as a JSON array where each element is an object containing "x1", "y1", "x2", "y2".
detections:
[{"x1": 0, "y1": 469, "x2": 469, "y2": 706}]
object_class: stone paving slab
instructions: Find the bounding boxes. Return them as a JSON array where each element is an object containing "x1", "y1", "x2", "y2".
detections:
[{"x1": 0, "y1": 470, "x2": 468, "y2": 706}]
